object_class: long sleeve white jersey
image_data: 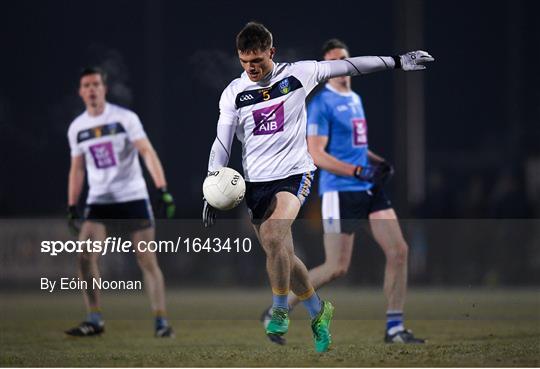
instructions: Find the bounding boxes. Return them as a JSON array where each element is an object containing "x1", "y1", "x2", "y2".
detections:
[
  {"x1": 208, "y1": 56, "x2": 399, "y2": 182},
  {"x1": 215, "y1": 61, "x2": 329, "y2": 182}
]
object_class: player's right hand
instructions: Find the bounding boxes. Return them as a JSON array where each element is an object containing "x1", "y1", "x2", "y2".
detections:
[
  {"x1": 353, "y1": 165, "x2": 377, "y2": 182},
  {"x1": 67, "y1": 205, "x2": 81, "y2": 236},
  {"x1": 399, "y1": 50, "x2": 434, "y2": 71},
  {"x1": 202, "y1": 198, "x2": 216, "y2": 228}
]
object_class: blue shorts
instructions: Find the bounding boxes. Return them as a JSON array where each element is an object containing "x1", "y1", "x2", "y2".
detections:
[
  {"x1": 245, "y1": 172, "x2": 314, "y2": 224},
  {"x1": 84, "y1": 199, "x2": 154, "y2": 232},
  {"x1": 321, "y1": 190, "x2": 392, "y2": 234}
]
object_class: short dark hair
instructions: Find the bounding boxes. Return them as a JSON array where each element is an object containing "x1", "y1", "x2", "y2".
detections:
[
  {"x1": 236, "y1": 22, "x2": 273, "y2": 52},
  {"x1": 321, "y1": 38, "x2": 349, "y2": 57},
  {"x1": 79, "y1": 66, "x2": 107, "y2": 85}
]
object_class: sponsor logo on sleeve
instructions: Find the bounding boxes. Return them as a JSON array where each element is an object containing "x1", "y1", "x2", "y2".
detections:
[{"x1": 279, "y1": 78, "x2": 290, "y2": 95}]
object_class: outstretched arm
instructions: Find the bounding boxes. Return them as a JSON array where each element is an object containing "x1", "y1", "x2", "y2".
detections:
[{"x1": 318, "y1": 50, "x2": 434, "y2": 81}]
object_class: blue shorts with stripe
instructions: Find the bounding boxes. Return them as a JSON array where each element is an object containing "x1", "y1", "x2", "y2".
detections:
[{"x1": 245, "y1": 172, "x2": 314, "y2": 224}]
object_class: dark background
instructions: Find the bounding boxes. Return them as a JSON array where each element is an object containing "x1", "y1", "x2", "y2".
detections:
[
  {"x1": 1, "y1": 0, "x2": 539, "y2": 219},
  {"x1": 0, "y1": 0, "x2": 539, "y2": 287}
]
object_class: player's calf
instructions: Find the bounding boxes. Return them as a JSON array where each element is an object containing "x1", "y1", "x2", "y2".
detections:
[{"x1": 327, "y1": 263, "x2": 349, "y2": 281}]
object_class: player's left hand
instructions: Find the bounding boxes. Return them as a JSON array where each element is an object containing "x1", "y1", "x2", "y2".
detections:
[
  {"x1": 371, "y1": 161, "x2": 394, "y2": 190},
  {"x1": 399, "y1": 50, "x2": 434, "y2": 71},
  {"x1": 156, "y1": 187, "x2": 176, "y2": 219}
]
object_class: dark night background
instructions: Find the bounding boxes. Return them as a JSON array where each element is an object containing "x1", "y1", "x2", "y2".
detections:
[
  {"x1": 0, "y1": 0, "x2": 539, "y2": 288},
  {"x1": 0, "y1": 0, "x2": 539, "y2": 219}
]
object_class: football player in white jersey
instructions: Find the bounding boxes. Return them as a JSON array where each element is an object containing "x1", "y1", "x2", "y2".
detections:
[
  {"x1": 263, "y1": 39, "x2": 425, "y2": 344},
  {"x1": 66, "y1": 67, "x2": 175, "y2": 338},
  {"x1": 202, "y1": 22, "x2": 433, "y2": 352}
]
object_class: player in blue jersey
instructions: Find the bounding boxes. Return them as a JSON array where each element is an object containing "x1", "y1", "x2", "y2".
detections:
[{"x1": 261, "y1": 39, "x2": 425, "y2": 344}]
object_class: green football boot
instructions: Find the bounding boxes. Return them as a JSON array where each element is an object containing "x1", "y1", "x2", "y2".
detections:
[
  {"x1": 311, "y1": 300, "x2": 334, "y2": 352},
  {"x1": 265, "y1": 307, "x2": 289, "y2": 339}
]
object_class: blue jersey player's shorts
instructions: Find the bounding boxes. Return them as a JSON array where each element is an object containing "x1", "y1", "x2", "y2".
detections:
[
  {"x1": 84, "y1": 199, "x2": 154, "y2": 233},
  {"x1": 245, "y1": 172, "x2": 314, "y2": 224},
  {"x1": 321, "y1": 190, "x2": 392, "y2": 234}
]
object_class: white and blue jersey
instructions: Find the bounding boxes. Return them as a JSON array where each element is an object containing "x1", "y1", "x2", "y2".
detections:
[
  {"x1": 307, "y1": 84, "x2": 373, "y2": 195},
  {"x1": 68, "y1": 103, "x2": 149, "y2": 204}
]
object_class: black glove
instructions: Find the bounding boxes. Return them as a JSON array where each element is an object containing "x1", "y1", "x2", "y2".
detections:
[
  {"x1": 353, "y1": 165, "x2": 377, "y2": 182},
  {"x1": 371, "y1": 161, "x2": 394, "y2": 191},
  {"x1": 156, "y1": 187, "x2": 175, "y2": 219},
  {"x1": 202, "y1": 198, "x2": 216, "y2": 228},
  {"x1": 353, "y1": 161, "x2": 394, "y2": 189},
  {"x1": 67, "y1": 205, "x2": 81, "y2": 235}
]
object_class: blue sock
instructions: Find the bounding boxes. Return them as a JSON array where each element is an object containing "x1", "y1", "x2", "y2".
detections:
[
  {"x1": 302, "y1": 292, "x2": 321, "y2": 318},
  {"x1": 272, "y1": 294, "x2": 289, "y2": 311},
  {"x1": 86, "y1": 311, "x2": 103, "y2": 325},
  {"x1": 269, "y1": 304, "x2": 293, "y2": 315},
  {"x1": 386, "y1": 310, "x2": 404, "y2": 334},
  {"x1": 155, "y1": 316, "x2": 169, "y2": 330}
]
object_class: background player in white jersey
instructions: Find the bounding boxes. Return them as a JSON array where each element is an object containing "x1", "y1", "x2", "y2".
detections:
[
  {"x1": 283, "y1": 39, "x2": 422, "y2": 343},
  {"x1": 66, "y1": 67, "x2": 175, "y2": 338},
  {"x1": 202, "y1": 22, "x2": 433, "y2": 352}
]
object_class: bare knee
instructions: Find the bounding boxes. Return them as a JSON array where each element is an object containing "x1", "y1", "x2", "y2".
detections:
[
  {"x1": 136, "y1": 253, "x2": 160, "y2": 273},
  {"x1": 332, "y1": 263, "x2": 349, "y2": 279},
  {"x1": 331, "y1": 265, "x2": 349, "y2": 280},
  {"x1": 261, "y1": 233, "x2": 285, "y2": 256},
  {"x1": 385, "y1": 242, "x2": 408, "y2": 266},
  {"x1": 323, "y1": 260, "x2": 350, "y2": 281},
  {"x1": 78, "y1": 252, "x2": 98, "y2": 268}
]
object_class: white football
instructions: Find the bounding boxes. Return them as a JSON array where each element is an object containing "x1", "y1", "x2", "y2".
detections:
[{"x1": 203, "y1": 167, "x2": 246, "y2": 210}]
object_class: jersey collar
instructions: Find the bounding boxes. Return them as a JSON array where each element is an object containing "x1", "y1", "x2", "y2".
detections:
[
  {"x1": 256, "y1": 61, "x2": 277, "y2": 86},
  {"x1": 85, "y1": 102, "x2": 110, "y2": 119},
  {"x1": 325, "y1": 83, "x2": 354, "y2": 97}
]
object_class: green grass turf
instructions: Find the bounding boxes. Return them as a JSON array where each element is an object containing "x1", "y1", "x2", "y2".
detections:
[{"x1": 1, "y1": 288, "x2": 539, "y2": 367}]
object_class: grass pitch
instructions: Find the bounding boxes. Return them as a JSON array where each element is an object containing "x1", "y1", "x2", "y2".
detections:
[{"x1": 1, "y1": 288, "x2": 539, "y2": 367}]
